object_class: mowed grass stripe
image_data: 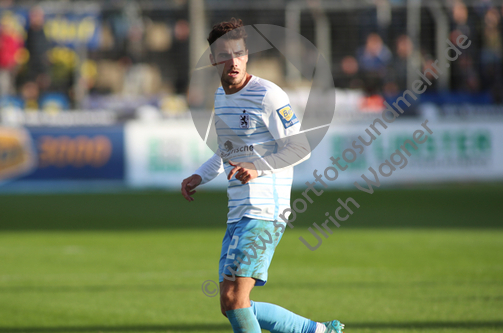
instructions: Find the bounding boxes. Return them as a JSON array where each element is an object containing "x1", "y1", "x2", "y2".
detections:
[{"x1": 0, "y1": 184, "x2": 502, "y2": 231}]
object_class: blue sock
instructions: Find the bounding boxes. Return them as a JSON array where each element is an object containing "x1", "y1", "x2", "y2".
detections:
[
  {"x1": 250, "y1": 300, "x2": 318, "y2": 333},
  {"x1": 226, "y1": 306, "x2": 261, "y2": 333}
]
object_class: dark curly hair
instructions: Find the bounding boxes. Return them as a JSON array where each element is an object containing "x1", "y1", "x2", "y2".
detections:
[{"x1": 207, "y1": 18, "x2": 247, "y2": 54}]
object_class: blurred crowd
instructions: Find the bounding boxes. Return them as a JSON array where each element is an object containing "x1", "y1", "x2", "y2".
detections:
[
  {"x1": 0, "y1": 6, "x2": 50, "y2": 109},
  {"x1": 0, "y1": 0, "x2": 501, "y2": 115},
  {"x1": 334, "y1": 0, "x2": 503, "y2": 105},
  {"x1": 0, "y1": 1, "x2": 190, "y2": 114}
]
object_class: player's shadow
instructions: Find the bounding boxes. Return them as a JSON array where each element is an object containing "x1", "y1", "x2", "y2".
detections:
[
  {"x1": 350, "y1": 321, "x2": 503, "y2": 329},
  {"x1": 1, "y1": 321, "x2": 503, "y2": 332},
  {"x1": 0, "y1": 284, "x2": 195, "y2": 293}
]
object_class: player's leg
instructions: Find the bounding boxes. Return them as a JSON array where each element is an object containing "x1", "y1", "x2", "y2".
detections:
[
  {"x1": 220, "y1": 276, "x2": 261, "y2": 333},
  {"x1": 240, "y1": 218, "x2": 344, "y2": 333},
  {"x1": 250, "y1": 301, "x2": 344, "y2": 333},
  {"x1": 219, "y1": 277, "x2": 337, "y2": 333},
  {"x1": 218, "y1": 220, "x2": 261, "y2": 332},
  {"x1": 218, "y1": 218, "x2": 343, "y2": 333},
  {"x1": 219, "y1": 276, "x2": 255, "y2": 313}
]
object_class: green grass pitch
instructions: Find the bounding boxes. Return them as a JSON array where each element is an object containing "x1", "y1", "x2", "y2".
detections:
[{"x1": 0, "y1": 184, "x2": 502, "y2": 333}]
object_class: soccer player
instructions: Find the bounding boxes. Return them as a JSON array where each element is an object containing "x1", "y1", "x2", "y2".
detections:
[{"x1": 181, "y1": 18, "x2": 344, "y2": 333}]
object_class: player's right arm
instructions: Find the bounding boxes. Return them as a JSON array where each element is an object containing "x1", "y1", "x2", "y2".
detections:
[
  {"x1": 181, "y1": 152, "x2": 224, "y2": 201},
  {"x1": 181, "y1": 174, "x2": 202, "y2": 202}
]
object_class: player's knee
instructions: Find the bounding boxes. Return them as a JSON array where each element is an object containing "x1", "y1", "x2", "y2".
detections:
[
  {"x1": 220, "y1": 290, "x2": 235, "y2": 311},
  {"x1": 220, "y1": 288, "x2": 241, "y2": 314}
]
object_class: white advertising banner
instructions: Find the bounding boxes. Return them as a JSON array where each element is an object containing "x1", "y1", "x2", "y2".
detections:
[
  {"x1": 125, "y1": 119, "x2": 503, "y2": 189},
  {"x1": 125, "y1": 120, "x2": 227, "y2": 188},
  {"x1": 293, "y1": 120, "x2": 503, "y2": 188}
]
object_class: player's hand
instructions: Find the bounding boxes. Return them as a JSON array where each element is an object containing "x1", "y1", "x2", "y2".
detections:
[
  {"x1": 227, "y1": 160, "x2": 258, "y2": 184},
  {"x1": 181, "y1": 174, "x2": 202, "y2": 202}
]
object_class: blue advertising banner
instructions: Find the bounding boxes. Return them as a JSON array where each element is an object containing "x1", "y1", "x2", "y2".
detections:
[
  {"x1": 44, "y1": 13, "x2": 101, "y2": 50},
  {"x1": 0, "y1": 126, "x2": 125, "y2": 182},
  {"x1": 0, "y1": 8, "x2": 101, "y2": 49}
]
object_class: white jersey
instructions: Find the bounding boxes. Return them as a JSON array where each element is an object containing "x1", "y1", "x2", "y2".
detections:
[{"x1": 195, "y1": 75, "x2": 310, "y2": 223}]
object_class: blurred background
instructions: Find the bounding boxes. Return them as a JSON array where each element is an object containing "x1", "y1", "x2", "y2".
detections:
[
  {"x1": 0, "y1": 0, "x2": 502, "y2": 190},
  {"x1": 0, "y1": 1, "x2": 502, "y2": 332}
]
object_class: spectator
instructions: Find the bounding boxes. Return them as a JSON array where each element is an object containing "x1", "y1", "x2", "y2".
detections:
[
  {"x1": 25, "y1": 6, "x2": 51, "y2": 90},
  {"x1": 451, "y1": 0, "x2": 472, "y2": 39},
  {"x1": 480, "y1": 7, "x2": 502, "y2": 100},
  {"x1": 357, "y1": 33, "x2": 392, "y2": 80},
  {"x1": 449, "y1": 1, "x2": 480, "y2": 94},
  {"x1": 334, "y1": 55, "x2": 363, "y2": 89},
  {"x1": 393, "y1": 34, "x2": 413, "y2": 91},
  {"x1": 451, "y1": 46, "x2": 480, "y2": 93},
  {"x1": 0, "y1": 15, "x2": 23, "y2": 97},
  {"x1": 20, "y1": 80, "x2": 39, "y2": 110},
  {"x1": 359, "y1": 71, "x2": 385, "y2": 112},
  {"x1": 421, "y1": 55, "x2": 440, "y2": 90},
  {"x1": 172, "y1": 19, "x2": 190, "y2": 94}
]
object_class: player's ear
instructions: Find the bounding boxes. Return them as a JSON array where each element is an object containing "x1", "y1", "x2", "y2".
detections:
[{"x1": 209, "y1": 53, "x2": 216, "y2": 66}]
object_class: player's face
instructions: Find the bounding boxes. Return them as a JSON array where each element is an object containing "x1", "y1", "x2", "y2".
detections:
[{"x1": 210, "y1": 38, "x2": 248, "y2": 88}]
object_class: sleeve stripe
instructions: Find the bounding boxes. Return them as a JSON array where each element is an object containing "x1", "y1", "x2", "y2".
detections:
[
  {"x1": 228, "y1": 183, "x2": 291, "y2": 188},
  {"x1": 228, "y1": 203, "x2": 276, "y2": 208},
  {"x1": 228, "y1": 196, "x2": 290, "y2": 201},
  {"x1": 215, "y1": 125, "x2": 266, "y2": 130},
  {"x1": 228, "y1": 177, "x2": 292, "y2": 183},
  {"x1": 215, "y1": 112, "x2": 261, "y2": 117},
  {"x1": 215, "y1": 106, "x2": 262, "y2": 110},
  {"x1": 220, "y1": 130, "x2": 270, "y2": 137}
]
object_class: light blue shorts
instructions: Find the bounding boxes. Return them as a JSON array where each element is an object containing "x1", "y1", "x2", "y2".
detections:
[{"x1": 219, "y1": 217, "x2": 286, "y2": 286}]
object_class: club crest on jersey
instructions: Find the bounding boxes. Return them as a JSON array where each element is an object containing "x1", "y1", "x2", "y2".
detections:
[
  {"x1": 276, "y1": 104, "x2": 299, "y2": 129},
  {"x1": 239, "y1": 110, "x2": 250, "y2": 129}
]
